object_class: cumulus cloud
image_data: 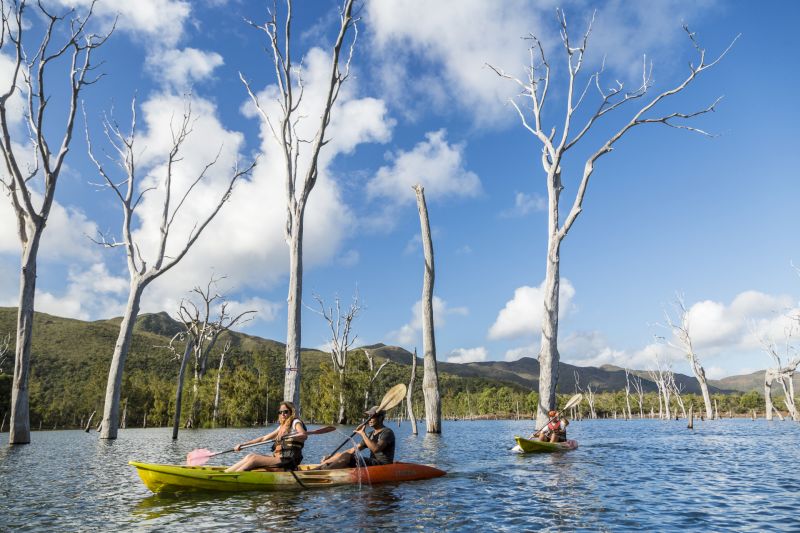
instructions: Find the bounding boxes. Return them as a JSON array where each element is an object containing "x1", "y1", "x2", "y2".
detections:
[
  {"x1": 366, "y1": 1, "x2": 719, "y2": 125},
  {"x1": 488, "y1": 278, "x2": 576, "y2": 340},
  {"x1": 387, "y1": 296, "x2": 468, "y2": 347},
  {"x1": 148, "y1": 47, "x2": 224, "y2": 90},
  {"x1": 57, "y1": 0, "x2": 192, "y2": 48},
  {"x1": 366, "y1": 130, "x2": 481, "y2": 206},
  {"x1": 446, "y1": 346, "x2": 488, "y2": 364},
  {"x1": 500, "y1": 192, "x2": 546, "y2": 218},
  {"x1": 33, "y1": 262, "x2": 128, "y2": 320}
]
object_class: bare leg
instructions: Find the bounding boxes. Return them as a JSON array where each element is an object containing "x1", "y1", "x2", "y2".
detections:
[
  {"x1": 225, "y1": 453, "x2": 283, "y2": 472},
  {"x1": 319, "y1": 451, "x2": 354, "y2": 470}
]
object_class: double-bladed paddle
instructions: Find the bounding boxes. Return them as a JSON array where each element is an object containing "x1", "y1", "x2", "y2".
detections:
[
  {"x1": 186, "y1": 425, "x2": 336, "y2": 466},
  {"x1": 320, "y1": 383, "x2": 407, "y2": 461},
  {"x1": 530, "y1": 393, "x2": 583, "y2": 438}
]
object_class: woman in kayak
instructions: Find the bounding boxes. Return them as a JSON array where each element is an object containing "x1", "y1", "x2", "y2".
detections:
[
  {"x1": 319, "y1": 407, "x2": 395, "y2": 469},
  {"x1": 538, "y1": 410, "x2": 569, "y2": 443},
  {"x1": 225, "y1": 401, "x2": 307, "y2": 472}
]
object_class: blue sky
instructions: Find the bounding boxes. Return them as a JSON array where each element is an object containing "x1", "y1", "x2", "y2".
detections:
[{"x1": 1, "y1": 0, "x2": 798, "y2": 380}]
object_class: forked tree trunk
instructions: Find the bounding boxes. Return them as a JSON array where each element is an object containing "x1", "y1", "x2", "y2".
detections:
[
  {"x1": 173, "y1": 339, "x2": 193, "y2": 439},
  {"x1": 414, "y1": 185, "x2": 441, "y2": 434},
  {"x1": 100, "y1": 282, "x2": 146, "y2": 439}
]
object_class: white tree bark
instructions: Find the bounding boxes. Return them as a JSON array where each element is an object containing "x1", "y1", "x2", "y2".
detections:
[
  {"x1": 407, "y1": 349, "x2": 418, "y2": 435},
  {"x1": 312, "y1": 292, "x2": 360, "y2": 423},
  {"x1": 0, "y1": 1, "x2": 110, "y2": 445},
  {"x1": 212, "y1": 341, "x2": 231, "y2": 427},
  {"x1": 86, "y1": 100, "x2": 255, "y2": 440},
  {"x1": 663, "y1": 297, "x2": 714, "y2": 419},
  {"x1": 413, "y1": 184, "x2": 441, "y2": 433},
  {"x1": 241, "y1": 0, "x2": 357, "y2": 411},
  {"x1": 489, "y1": 11, "x2": 737, "y2": 428}
]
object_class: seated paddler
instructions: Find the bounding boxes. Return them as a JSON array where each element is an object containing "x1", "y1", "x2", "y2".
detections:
[
  {"x1": 225, "y1": 401, "x2": 307, "y2": 472},
  {"x1": 319, "y1": 406, "x2": 395, "y2": 469}
]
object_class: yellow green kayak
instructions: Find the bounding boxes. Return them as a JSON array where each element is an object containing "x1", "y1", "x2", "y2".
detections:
[
  {"x1": 512, "y1": 436, "x2": 578, "y2": 453},
  {"x1": 130, "y1": 461, "x2": 446, "y2": 493}
]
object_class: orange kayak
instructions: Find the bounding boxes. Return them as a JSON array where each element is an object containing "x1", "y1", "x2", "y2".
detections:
[{"x1": 130, "y1": 461, "x2": 446, "y2": 493}]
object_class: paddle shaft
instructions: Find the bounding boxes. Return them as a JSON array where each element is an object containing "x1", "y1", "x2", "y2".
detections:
[
  {"x1": 215, "y1": 426, "x2": 334, "y2": 459},
  {"x1": 325, "y1": 418, "x2": 372, "y2": 457}
]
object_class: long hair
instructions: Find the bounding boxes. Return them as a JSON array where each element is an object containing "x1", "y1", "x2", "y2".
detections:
[{"x1": 278, "y1": 401, "x2": 297, "y2": 435}]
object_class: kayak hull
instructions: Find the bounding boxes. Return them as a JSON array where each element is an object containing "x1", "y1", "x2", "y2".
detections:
[
  {"x1": 129, "y1": 461, "x2": 446, "y2": 493},
  {"x1": 513, "y1": 436, "x2": 578, "y2": 453}
]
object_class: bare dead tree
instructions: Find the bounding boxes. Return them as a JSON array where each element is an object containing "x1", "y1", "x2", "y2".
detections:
[
  {"x1": 311, "y1": 292, "x2": 361, "y2": 423},
  {"x1": 623, "y1": 368, "x2": 634, "y2": 420},
  {"x1": 407, "y1": 349, "x2": 418, "y2": 435},
  {"x1": 585, "y1": 383, "x2": 597, "y2": 419},
  {"x1": 212, "y1": 340, "x2": 232, "y2": 427},
  {"x1": 363, "y1": 349, "x2": 390, "y2": 412},
  {"x1": 488, "y1": 10, "x2": 737, "y2": 428},
  {"x1": 240, "y1": 0, "x2": 357, "y2": 410},
  {"x1": 757, "y1": 325, "x2": 800, "y2": 422},
  {"x1": 666, "y1": 371, "x2": 687, "y2": 419},
  {"x1": 85, "y1": 101, "x2": 255, "y2": 440},
  {"x1": 171, "y1": 279, "x2": 255, "y2": 437},
  {"x1": 0, "y1": 333, "x2": 10, "y2": 374},
  {"x1": 648, "y1": 356, "x2": 672, "y2": 420},
  {"x1": 660, "y1": 295, "x2": 714, "y2": 419},
  {"x1": 0, "y1": 0, "x2": 112, "y2": 445},
  {"x1": 413, "y1": 184, "x2": 441, "y2": 433},
  {"x1": 630, "y1": 372, "x2": 645, "y2": 418}
]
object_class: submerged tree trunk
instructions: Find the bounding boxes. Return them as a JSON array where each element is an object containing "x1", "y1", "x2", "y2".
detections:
[
  {"x1": 414, "y1": 185, "x2": 441, "y2": 434},
  {"x1": 408, "y1": 349, "x2": 418, "y2": 435},
  {"x1": 765, "y1": 372, "x2": 775, "y2": 421},
  {"x1": 538, "y1": 230, "x2": 562, "y2": 427},
  {"x1": 285, "y1": 216, "x2": 304, "y2": 408},
  {"x1": 100, "y1": 283, "x2": 145, "y2": 439},
  {"x1": 692, "y1": 361, "x2": 714, "y2": 420},
  {"x1": 173, "y1": 339, "x2": 193, "y2": 439},
  {"x1": 9, "y1": 234, "x2": 41, "y2": 445}
]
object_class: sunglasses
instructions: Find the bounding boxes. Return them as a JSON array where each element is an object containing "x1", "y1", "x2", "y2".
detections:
[{"x1": 278, "y1": 409, "x2": 291, "y2": 415}]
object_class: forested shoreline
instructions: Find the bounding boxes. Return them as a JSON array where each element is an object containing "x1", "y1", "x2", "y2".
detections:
[{"x1": 0, "y1": 307, "x2": 789, "y2": 432}]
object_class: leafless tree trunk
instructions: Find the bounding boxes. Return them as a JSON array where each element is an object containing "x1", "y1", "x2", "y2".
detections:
[
  {"x1": 0, "y1": 1, "x2": 111, "y2": 445},
  {"x1": 171, "y1": 337, "x2": 193, "y2": 439},
  {"x1": 84, "y1": 410, "x2": 96, "y2": 433},
  {"x1": 667, "y1": 372, "x2": 687, "y2": 419},
  {"x1": 413, "y1": 184, "x2": 441, "y2": 433},
  {"x1": 407, "y1": 349, "x2": 418, "y2": 435},
  {"x1": 649, "y1": 357, "x2": 673, "y2": 420},
  {"x1": 212, "y1": 340, "x2": 232, "y2": 427},
  {"x1": 86, "y1": 102, "x2": 255, "y2": 440},
  {"x1": 489, "y1": 11, "x2": 736, "y2": 428},
  {"x1": 662, "y1": 296, "x2": 714, "y2": 419},
  {"x1": 0, "y1": 333, "x2": 10, "y2": 375},
  {"x1": 241, "y1": 0, "x2": 357, "y2": 410},
  {"x1": 624, "y1": 368, "x2": 634, "y2": 420},
  {"x1": 363, "y1": 349, "x2": 390, "y2": 413},
  {"x1": 585, "y1": 384, "x2": 597, "y2": 419},
  {"x1": 312, "y1": 292, "x2": 360, "y2": 423},
  {"x1": 757, "y1": 325, "x2": 799, "y2": 421},
  {"x1": 630, "y1": 373, "x2": 645, "y2": 418}
]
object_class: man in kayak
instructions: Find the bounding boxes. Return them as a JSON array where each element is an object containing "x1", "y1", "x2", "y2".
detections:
[
  {"x1": 537, "y1": 410, "x2": 569, "y2": 443},
  {"x1": 319, "y1": 406, "x2": 395, "y2": 469},
  {"x1": 225, "y1": 401, "x2": 307, "y2": 472}
]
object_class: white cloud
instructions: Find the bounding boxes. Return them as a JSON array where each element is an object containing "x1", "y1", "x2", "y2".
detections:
[
  {"x1": 488, "y1": 278, "x2": 576, "y2": 340},
  {"x1": 34, "y1": 262, "x2": 128, "y2": 321},
  {"x1": 504, "y1": 345, "x2": 536, "y2": 362},
  {"x1": 148, "y1": 47, "x2": 224, "y2": 90},
  {"x1": 367, "y1": 130, "x2": 481, "y2": 205},
  {"x1": 500, "y1": 192, "x2": 546, "y2": 218},
  {"x1": 57, "y1": 0, "x2": 192, "y2": 48},
  {"x1": 387, "y1": 296, "x2": 468, "y2": 347},
  {"x1": 366, "y1": 1, "x2": 720, "y2": 125},
  {"x1": 446, "y1": 346, "x2": 488, "y2": 364}
]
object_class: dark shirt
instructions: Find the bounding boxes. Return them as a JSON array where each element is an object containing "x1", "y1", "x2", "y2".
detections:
[{"x1": 365, "y1": 427, "x2": 395, "y2": 464}]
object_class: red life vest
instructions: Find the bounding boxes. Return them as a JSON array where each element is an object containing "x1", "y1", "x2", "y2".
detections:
[{"x1": 547, "y1": 419, "x2": 561, "y2": 432}]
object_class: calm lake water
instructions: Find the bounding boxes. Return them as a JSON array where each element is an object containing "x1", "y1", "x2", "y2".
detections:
[{"x1": 1, "y1": 418, "x2": 799, "y2": 531}]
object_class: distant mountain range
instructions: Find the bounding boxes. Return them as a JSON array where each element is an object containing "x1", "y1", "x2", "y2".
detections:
[{"x1": 0, "y1": 307, "x2": 790, "y2": 395}]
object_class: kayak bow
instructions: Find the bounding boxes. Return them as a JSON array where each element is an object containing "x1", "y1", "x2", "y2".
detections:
[
  {"x1": 129, "y1": 461, "x2": 446, "y2": 493},
  {"x1": 512, "y1": 436, "x2": 578, "y2": 454}
]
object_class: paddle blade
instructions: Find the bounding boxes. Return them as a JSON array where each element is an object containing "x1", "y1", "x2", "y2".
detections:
[
  {"x1": 377, "y1": 383, "x2": 407, "y2": 413},
  {"x1": 186, "y1": 448, "x2": 214, "y2": 466},
  {"x1": 308, "y1": 425, "x2": 336, "y2": 435},
  {"x1": 563, "y1": 393, "x2": 583, "y2": 411}
]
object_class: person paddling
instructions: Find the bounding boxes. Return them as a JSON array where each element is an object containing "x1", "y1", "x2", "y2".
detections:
[
  {"x1": 225, "y1": 401, "x2": 307, "y2": 472},
  {"x1": 319, "y1": 406, "x2": 395, "y2": 469},
  {"x1": 538, "y1": 410, "x2": 569, "y2": 443}
]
